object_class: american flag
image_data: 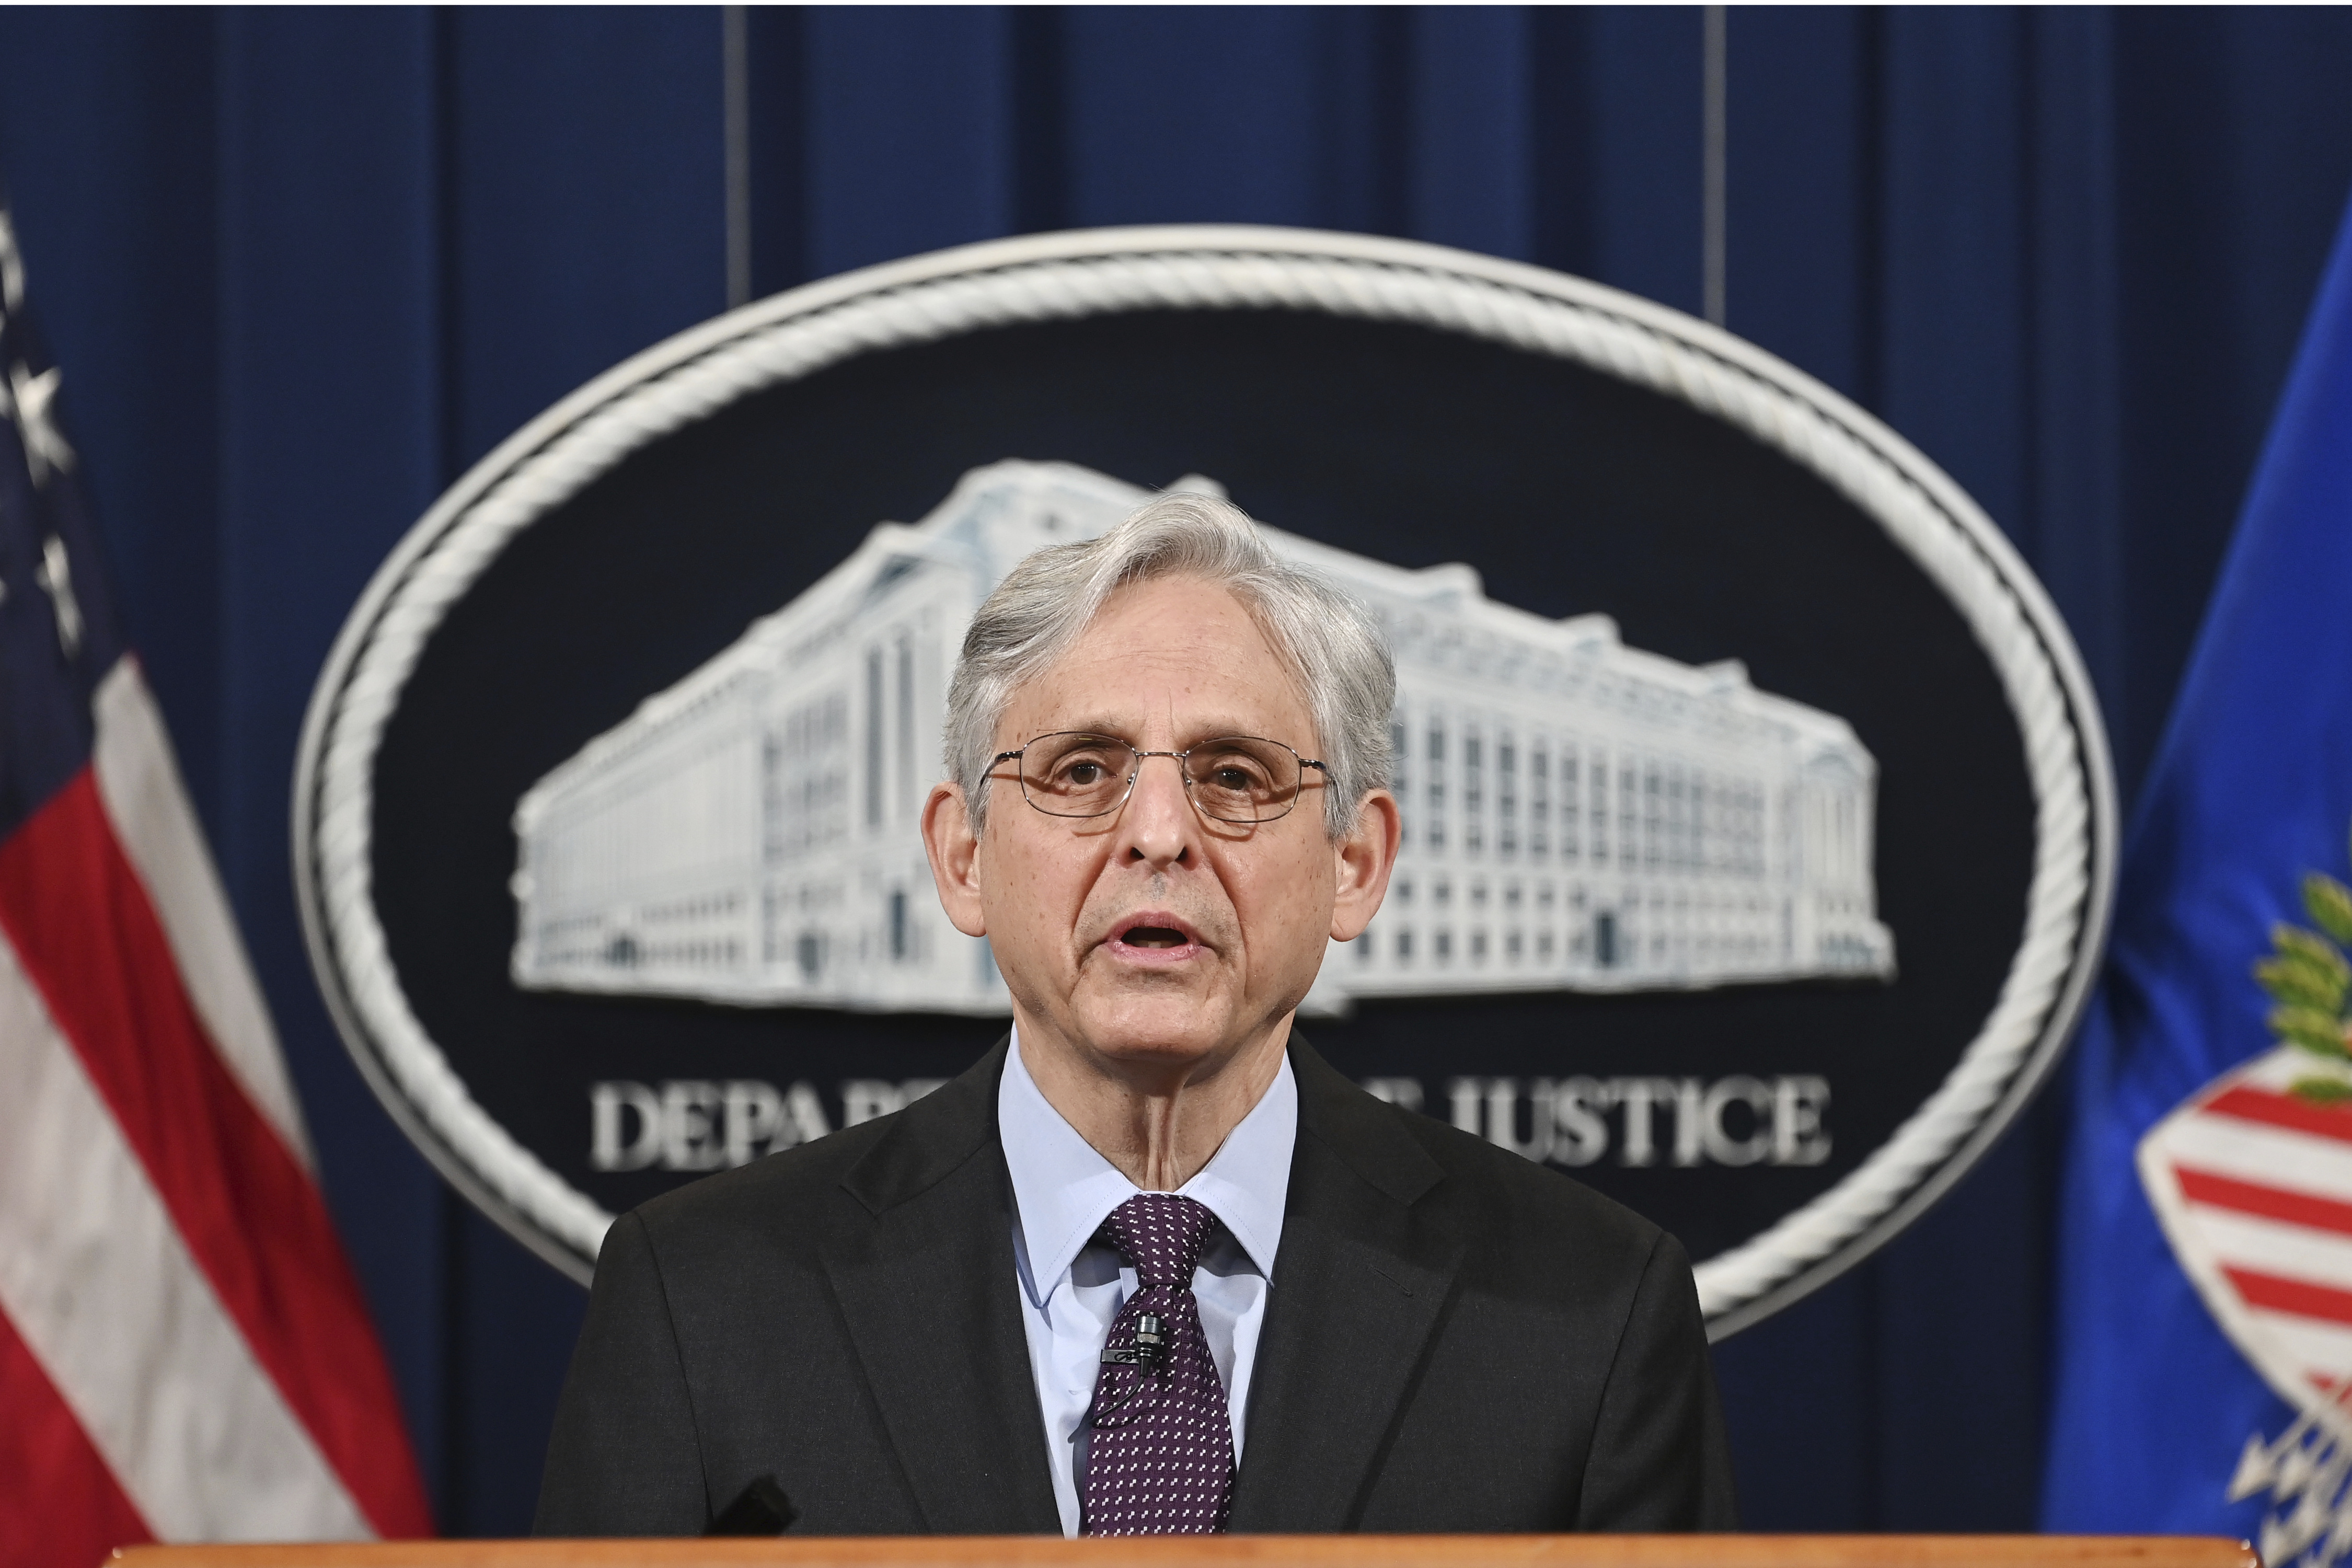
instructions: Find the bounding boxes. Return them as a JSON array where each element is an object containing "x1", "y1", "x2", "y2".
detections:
[{"x1": 0, "y1": 208, "x2": 430, "y2": 1562}]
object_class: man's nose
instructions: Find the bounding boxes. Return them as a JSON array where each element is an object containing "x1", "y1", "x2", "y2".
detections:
[{"x1": 1116, "y1": 752, "x2": 1196, "y2": 867}]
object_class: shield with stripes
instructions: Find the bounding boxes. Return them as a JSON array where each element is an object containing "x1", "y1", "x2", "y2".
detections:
[{"x1": 2141, "y1": 1044, "x2": 2352, "y2": 1421}]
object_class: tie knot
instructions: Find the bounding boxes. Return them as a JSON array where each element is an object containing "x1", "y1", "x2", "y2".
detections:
[{"x1": 1098, "y1": 1193, "x2": 1218, "y2": 1287}]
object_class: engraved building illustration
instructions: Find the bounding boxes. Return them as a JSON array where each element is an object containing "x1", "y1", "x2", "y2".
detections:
[{"x1": 511, "y1": 460, "x2": 1895, "y2": 1014}]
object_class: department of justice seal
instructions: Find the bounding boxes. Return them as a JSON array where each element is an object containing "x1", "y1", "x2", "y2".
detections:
[{"x1": 294, "y1": 226, "x2": 2116, "y2": 1335}]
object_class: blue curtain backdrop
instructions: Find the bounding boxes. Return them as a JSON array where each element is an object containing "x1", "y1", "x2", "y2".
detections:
[{"x1": 1, "y1": 3, "x2": 2348, "y2": 1535}]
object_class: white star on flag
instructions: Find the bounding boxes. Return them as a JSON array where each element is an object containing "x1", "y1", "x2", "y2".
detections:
[
  {"x1": 9, "y1": 359, "x2": 74, "y2": 487},
  {"x1": 33, "y1": 533, "x2": 81, "y2": 658}
]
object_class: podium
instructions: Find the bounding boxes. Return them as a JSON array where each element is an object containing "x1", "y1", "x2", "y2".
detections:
[{"x1": 108, "y1": 1538, "x2": 2259, "y2": 1568}]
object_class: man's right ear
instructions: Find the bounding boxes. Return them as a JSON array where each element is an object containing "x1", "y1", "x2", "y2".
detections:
[{"x1": 920, "y1": 781, "x2": 988, "y2": 938}]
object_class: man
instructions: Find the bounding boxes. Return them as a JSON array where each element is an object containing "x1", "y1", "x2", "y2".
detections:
[{"x1": 536, "y1": 492, "x2": 1736, "y2": 1535}]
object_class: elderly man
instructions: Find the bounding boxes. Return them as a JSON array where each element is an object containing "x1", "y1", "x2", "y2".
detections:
[{"x1": 536, "y1": 493, "x2": 1736, "y2": 1536}]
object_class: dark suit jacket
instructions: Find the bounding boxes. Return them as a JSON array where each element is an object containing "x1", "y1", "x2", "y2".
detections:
[{"x1": 535, "y1": 1036, "x2": 1736, "y2": 1534}]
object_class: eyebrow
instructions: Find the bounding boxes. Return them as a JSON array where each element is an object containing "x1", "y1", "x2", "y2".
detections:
[{"x1": 1028, "y1": 717, "x2": 1292, "y2": 745}]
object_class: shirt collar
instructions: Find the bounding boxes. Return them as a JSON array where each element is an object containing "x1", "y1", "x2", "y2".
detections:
[{"x1": 999, "y1": 1026, "x2": 1296, "y2": 1306}]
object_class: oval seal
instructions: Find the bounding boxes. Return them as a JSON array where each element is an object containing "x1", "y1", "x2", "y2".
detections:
[{"x1": 294, "y1": 225, "x2": 2117, "y2": 1336}]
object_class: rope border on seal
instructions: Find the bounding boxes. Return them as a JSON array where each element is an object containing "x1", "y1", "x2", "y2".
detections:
[{"x1": 292, "y1": 225, "x2": 2117, "y2": 1319}]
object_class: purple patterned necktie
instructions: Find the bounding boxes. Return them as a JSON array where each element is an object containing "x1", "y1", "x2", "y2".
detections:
[{"x1": 1080, "y1": 1193, "x2": 1235, "y2": 1535}]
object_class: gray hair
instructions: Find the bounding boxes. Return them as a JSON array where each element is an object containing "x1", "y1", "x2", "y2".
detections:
[{"x1": 946, "y1": 491, "x2": 1395, "y2": 839}]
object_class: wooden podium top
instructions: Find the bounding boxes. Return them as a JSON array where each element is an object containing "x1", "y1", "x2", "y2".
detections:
[{"x1": 108, "y1": 1537, "x2": 2259, "y2": 1568}]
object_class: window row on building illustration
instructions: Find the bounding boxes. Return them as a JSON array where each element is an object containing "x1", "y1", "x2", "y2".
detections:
[
  {"x1": 1362, "y1": 874, "x2": 1788, "y2": 974},
  {"x1": 762, "y1": 875, "x2": 931, "y2": 983},
  {"x1": 529, "y1": 931, "x2": 749, "y2": 973},
  {"x1": 1389, "y1": 710, "x2": 1771, "y2": 878},
  {"x1": 1356, "y1": 919, "x2": 1789, "y2": 972}
]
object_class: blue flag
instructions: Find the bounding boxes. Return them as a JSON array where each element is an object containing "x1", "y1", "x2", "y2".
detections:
[{"x1": 2044, "y1": 192, "x2": 2352, "y2": 1548}]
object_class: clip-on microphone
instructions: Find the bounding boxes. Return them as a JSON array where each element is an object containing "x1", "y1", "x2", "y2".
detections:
[{"x1": 1100, "y1": 1312, "x2": 1168, "y2": 1368}]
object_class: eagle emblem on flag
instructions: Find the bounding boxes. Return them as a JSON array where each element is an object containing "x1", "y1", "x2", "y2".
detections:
[{"x1": 2140, "y1": 831, "x2": 2352, "y2": 1566}]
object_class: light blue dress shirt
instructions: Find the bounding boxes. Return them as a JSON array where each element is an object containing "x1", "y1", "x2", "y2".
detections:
[{"x1": 998, "y1": 1031, "x2": 1297, "y2": 1537}]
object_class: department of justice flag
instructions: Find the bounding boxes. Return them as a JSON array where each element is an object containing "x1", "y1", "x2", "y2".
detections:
[{"x1": 2044, "y1": 192, "x2": 2352, "y2": 1556}]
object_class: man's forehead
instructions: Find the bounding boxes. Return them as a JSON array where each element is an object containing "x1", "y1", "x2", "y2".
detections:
[
  {"x1": 1005, "y1": 678, "x2": 1313, "y2": 747},
  {"x1": 1001, "y1": 580, "x2": 1315, "y2": 745}
]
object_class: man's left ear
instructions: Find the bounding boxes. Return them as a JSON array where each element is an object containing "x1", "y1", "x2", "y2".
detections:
[{"x1": 1330, "y1": 789, "x2": 1402, "y2": 942}]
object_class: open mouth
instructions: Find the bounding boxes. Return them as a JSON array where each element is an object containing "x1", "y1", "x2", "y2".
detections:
[{"x1": 1105, "y1": 913, "x2": 1204, "y2": 960}]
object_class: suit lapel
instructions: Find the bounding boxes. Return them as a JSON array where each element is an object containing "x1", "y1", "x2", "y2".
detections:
[
  {"x1": 821, "y1": 1042, "x2": 1060, "y2": 1534},
  {"x1": 1226, "y1": 1039, "x2": 1462, "y2": 1531}
]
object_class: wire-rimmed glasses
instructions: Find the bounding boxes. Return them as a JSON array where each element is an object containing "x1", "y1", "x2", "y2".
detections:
[{"x1": 991, "y1": 731, "x2": 1328, "y2": 825}]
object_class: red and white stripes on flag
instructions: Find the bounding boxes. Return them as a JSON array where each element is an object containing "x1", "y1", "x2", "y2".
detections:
[
  {"x1": 2142, "y1": 1044, "x2": 2352, "y2": 1408},
  {"x1": 0, "y1": 658, "x2": 431, "y2": 1564}
]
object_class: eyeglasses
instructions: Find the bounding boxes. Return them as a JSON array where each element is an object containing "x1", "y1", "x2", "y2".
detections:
[{"x1": 991, "y1": 732, "x2": 1329, "y2": 825}]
